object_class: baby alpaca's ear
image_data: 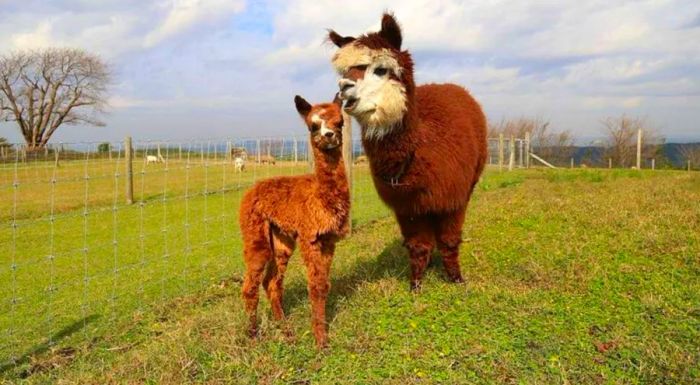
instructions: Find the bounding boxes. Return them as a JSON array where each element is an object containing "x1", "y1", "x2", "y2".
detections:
[{"x1": 294, "y1": 95, "x2": 312, "y2": 117}]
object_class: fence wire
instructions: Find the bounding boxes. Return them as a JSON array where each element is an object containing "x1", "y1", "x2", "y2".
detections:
[
  {"x1": 9, "y1": 132, "x2": 687, "y2": 371},
  {"x1": 0, "y1": 136, "x2": 387, "y2": 371}
]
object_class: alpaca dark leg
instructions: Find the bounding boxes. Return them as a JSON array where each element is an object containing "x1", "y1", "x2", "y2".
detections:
[
  {"x1": 300, "y1": 238, "x2": 334, "y2": 349},
  {"x1": 435, "y1": 207, "x2": 467, "y2": 283},
  {"x1": 241, "y1": 226, "x2": 274, "y2": 338},
  {"x1": 263, "y1": 229, "x2": 295, "y2": 322},
  {"x1": 397, "y1": 214, "x2": 436, "y2": 291}
]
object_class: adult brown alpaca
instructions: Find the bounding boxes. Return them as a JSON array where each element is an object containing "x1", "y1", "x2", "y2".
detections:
[
  {"x1": 239, "y1": 95, "x2": 350, "y2": 348},
  {"x1": 328, "y1": 13, "x2": 487, "y2": 290}
]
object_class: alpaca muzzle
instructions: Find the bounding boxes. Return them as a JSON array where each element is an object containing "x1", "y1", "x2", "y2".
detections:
[{"x1": 338, "y1": 78, "x2": 357, "y2": 108}]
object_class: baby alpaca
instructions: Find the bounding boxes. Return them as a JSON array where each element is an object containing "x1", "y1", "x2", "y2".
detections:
[{"x1": 239, "y1": 94, "x2": 350, "y2": 348}]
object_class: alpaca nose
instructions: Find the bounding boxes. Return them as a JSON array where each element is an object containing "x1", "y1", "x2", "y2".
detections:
[
  {"x1": 338, "y1": 78, "x2": 355, "y2": 95},
  {"x1": 324, "y1": 131, "x2": 335, "y2": 139}
]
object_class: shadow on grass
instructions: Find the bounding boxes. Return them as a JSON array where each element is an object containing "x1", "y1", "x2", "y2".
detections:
[
  {"x1": 0, "y1": 314, "x2": 100, "y2": 375},
  {"x1": 282, "y1": 238, "x2": 408, "y2": 320}
]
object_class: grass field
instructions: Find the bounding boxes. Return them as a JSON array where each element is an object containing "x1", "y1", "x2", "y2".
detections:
[
  {"x1": 2, "y1": 164, "x2": 699, "y2": 384},
  {"x1": 0, "y1": 156, "x2": 387, "y2": 379}
]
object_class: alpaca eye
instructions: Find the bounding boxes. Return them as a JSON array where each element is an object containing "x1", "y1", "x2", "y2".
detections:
[
  {"x1": 311, "y1": 123, "x2": 320, "y2": 131},
  {"x1": 373, "y1": 67, "x2": 388, "y2": 76}
]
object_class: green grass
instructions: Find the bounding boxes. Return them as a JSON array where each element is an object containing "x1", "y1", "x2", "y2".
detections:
[
  {"x1": 0, "y1": 158, "x2": 387, "y2": 378},
  {"x1": 2, "y1": 165, "x2": 699, "y2": 384}
]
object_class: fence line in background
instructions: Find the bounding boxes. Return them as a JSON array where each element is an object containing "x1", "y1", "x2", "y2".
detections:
[
  {"x1": 0, "y1": 131, "x2": 697, "y2": 372},
  {"x1": 0, "y1": 134, "x2": 384, "y2": 371}
]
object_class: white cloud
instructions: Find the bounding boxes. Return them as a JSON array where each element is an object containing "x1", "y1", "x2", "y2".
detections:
[
  {"x1": 267, "y1": 0, "x2": 700, "y2": 57},
  {"x1": 10, "y1": 21, "x2": 55, "y2": 50},
  {"x1": 2, "y1": 0, "x2": 699, "y2": 142},
  {"x1": 582, "y1": 96, "x2": 644, "y2": 110},
  {"x1": 0, "y1": 0, "x2": 246, "y2": 57},
  {"x1": 143, "y1": 0, "x2": 246, "y2": 47}
]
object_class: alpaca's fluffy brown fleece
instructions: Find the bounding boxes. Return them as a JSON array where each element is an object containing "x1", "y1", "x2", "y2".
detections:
[
  {"x1": 329, "y1": 13, "x2": 487, "y2": 290},
  {"x1": 239, "y1": 98, "x2": 349, "y2": 348}
]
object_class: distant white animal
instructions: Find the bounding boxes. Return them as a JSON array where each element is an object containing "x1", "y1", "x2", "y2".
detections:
[
  {"x1": 234, "y1": 156, "x2": 245, "y2": 172},
  {"x1": 146, "y1": 155, "x2": 164, "y2": 164}
]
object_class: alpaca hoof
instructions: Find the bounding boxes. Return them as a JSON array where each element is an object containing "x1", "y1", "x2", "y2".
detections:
[
  {"x1": 248, "y1": 326, "x2": 258, "y2": 339},
  {"x1": 282, "y1": 325, "x2": 295, "y2": 339},
  {"x1": 410, "y1": 281, "x2": 422, "y2": 292},
  {"x1": 316, "y1": 340, "x2": 329, "y2": 350},
  {"x1": 450, "y1": 275, "x2": 465, "y2": 284}
]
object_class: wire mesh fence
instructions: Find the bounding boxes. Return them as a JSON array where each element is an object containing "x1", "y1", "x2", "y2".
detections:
[
  {"x1": 0, "y1": 136, "x2": 388, "y2": 370},
  {"x1": 3, "y1": 132, "x2": 693, "y2": 371},
  {"x1": 484, "y1": 135, "x2": 700, "y2": 170}
]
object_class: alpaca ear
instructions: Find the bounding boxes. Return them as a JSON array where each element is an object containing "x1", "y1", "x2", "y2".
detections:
[
  {"x1": 332, "y1": 93, "x2": 342, "y2": 107},
  {"x1": 328, "y1": 30, "x2": 356, "y2": 47},
  {"x1": 379, "y1": 13, "x2": 402, "y2": 50},
  {"x1": 294, "y1": 95, "x2": 312, "y2": 117}
]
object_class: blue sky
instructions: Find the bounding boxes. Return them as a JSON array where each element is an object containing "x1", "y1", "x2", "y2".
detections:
[{"x1": 1, "y1": 0, "x2": 699, "y2": 143}]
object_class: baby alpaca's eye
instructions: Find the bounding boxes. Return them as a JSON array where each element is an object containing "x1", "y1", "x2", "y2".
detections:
[{"x1": 373, "y1": 67, "x2": 388, "y2": 76}]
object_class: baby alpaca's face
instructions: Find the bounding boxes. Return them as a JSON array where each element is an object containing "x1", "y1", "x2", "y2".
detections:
[{"x1": 294, "y1": 95, "x2": 344, "y2": 151}]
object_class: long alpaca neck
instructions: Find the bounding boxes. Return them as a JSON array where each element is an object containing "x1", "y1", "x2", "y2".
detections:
[{"x1": 312, "y1": 146, "x2": 349, "y2": 203}]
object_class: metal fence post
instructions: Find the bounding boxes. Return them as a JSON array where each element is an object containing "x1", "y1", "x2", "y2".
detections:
[
  {"x1": 518, "y1": 139, "x2": 524, "y2": 168},
  {"x1": 508, "y1": 135, "x2": 515, "y2": 171},
  {"x1": 293, "y1": 137, "x2": 298, "y2": 165},
  {"x1": 54, "y1": 147, "x2": 60, "y2": 168},
  {"x1": 498, "y1": 133, "x2": 504, "y2": 172},
  {"x1": 524, "y1": 132, "x2": 530, "y2": 168},
  {"x1": 125, "y1": 136, "x2": 134, "y2": 204},
  {"x1": 636, "y1": 129, "x2": 642, "y2": 169}
]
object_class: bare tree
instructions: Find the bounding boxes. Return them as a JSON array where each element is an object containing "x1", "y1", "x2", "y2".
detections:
[
  {"x1": 488, "y1": 116, "x2": 550, "y2": 140},
  {"x1": 0, "y1": 48, "x2": 110, "y2": 150},
  {"x1": 679, "y1": 144, "x2": 700, "y2": 169},
  {"x1": 601, "y1": 115, "x2": 664, "y2": 168}
]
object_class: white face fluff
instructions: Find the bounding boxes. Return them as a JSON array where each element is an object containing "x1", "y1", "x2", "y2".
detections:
[{"x1": 332, "y1": 43, "x2": 407, "y2": 141}]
